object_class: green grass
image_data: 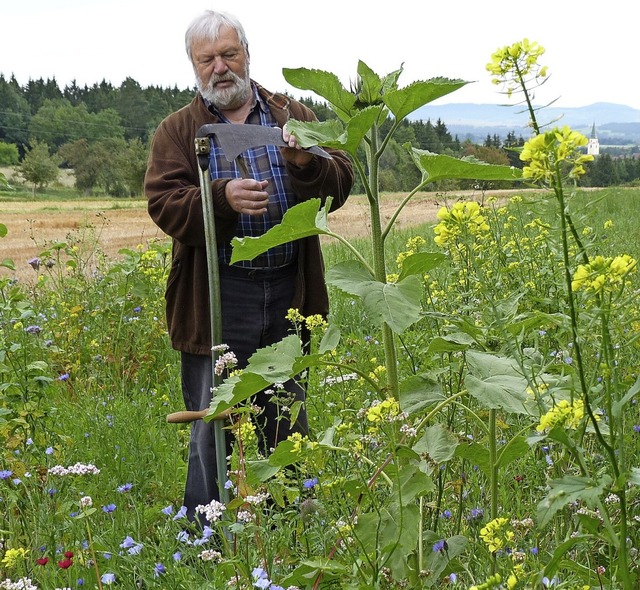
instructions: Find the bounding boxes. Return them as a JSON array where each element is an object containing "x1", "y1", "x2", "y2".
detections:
[{"x1": 1, "y1": 188, "x2": 639, "y2": 589}]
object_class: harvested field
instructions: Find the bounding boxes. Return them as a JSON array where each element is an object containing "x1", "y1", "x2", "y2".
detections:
[{"x1": 0, "y1": 190, "x2": 521, "y2": 283}]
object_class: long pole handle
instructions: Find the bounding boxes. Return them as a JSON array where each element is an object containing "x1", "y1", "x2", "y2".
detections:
[
  {"x1": 166, "y1": 408, "x2": 231, "y2": 423},
  {"x1": 195, "y1": 134, "x2": 230, "y2": 508}
]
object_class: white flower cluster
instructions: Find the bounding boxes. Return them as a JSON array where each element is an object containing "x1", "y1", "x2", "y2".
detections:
[
  {"x1": 214, "y1": 351, "x2": 238, "y2": 376},
  {"x1": 195, "y1": 499, "x2": 226, "y2": 522},
  {"x1": 245, "y1": 492, "x2": 269, "y2": 506},
  {"x1": 236, "y1": 510, "x2": 255, "y2": 524},
  {"x1": 199, "y1": 549, "x2": 222, "y2": 562},
  {"x1": 80, "y1": 496, "x2": 93, "y2": 508},
  {"x1": 48, "y1": 463, "x2": 100, "y2": 476},
  {"x1": 0, "y1": 578, "x2": 38, "y2": 590}
]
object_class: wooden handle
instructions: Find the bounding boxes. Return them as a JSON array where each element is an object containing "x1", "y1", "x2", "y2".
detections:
[{"x1": 166, "y1": 408, "x2": 231, "y2": 423}]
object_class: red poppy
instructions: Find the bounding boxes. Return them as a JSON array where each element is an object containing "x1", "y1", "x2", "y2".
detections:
[
  {"x1": 64, "y1": 551, "x2": 74, "y2": 558},
  {"x1": 58, "y1": 558, "x2": 73, "y2": 569},
  {"x1": 36, "y1": 557, "x2": 49, "y2": 566}
]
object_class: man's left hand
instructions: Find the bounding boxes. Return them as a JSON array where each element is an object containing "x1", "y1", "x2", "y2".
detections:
[{"x1": 281, "y1": 124, "x2": 313, "y2": 167}]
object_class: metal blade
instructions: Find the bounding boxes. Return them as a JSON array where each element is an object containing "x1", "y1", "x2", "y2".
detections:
[{"x1": 196, "y1": 123, "x2": 331, "y2": 161}]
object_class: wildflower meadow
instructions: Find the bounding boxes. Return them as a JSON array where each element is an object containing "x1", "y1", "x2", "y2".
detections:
[{"x1": 2, "y1": 41, "x2": 640, "y2": 590}]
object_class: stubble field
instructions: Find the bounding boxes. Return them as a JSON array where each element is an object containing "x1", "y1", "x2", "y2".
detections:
[{"x1": 0, "y1": 192, "x2": 475, "y2": 282}]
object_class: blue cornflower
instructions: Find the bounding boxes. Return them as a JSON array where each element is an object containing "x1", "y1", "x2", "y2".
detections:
[
  {"x1": 77, "y1": 578, "x2": 84, "y2": 586},
  {"x1": 128, "y1": 543, "x2": 143, "y2": 555},
  {"x1": 48, "y1": 488, "x2": 57, "y2": 496},
  {"x1": 468, "y1": 508, "x2": 484, "y2": 522},
  {"x1": 154, "y1": 563, "x2": 166, "y2": 577},
  {"x1": 224, "y1": 479, "x2": 234, "y2": 489},
  {"x1": 303, "y1": 477, "x2": 318, "y2": 489},
  {"x1": 441, "y1": 509, "x2": 452, "y2": 519},
  {"x1": 102, "y1": 503, "x2": 117, "y2": 513},
  {"x1": 633, "y1": 425, "x2": 640, "y2": 433},
  {"x1": 119, "y1": 536, "x2": 136, "y2": 549},
  {"x1": 133, "y1": 307, "x2": 142, "y2": 314},
  {"x1": 58, "y1": 373, "x2": 70, "y2": 381},
  {"x1": 173, "y1": 505, "x2": 188, "y2": 520},
  {"x1": 0, "y1": 470, "x2": 14, "y2": 480},
  {"x1": 161, "y1": 505, "x2": 174, "y2": 516},
  {"x1": 432, "y1": 539, "x2": 446, "y2": 553},
  {"x1": 172, "y1": 551, "x2": 182, "y2": 562},
  {"x1": 101, "y1": 573, "x2": 116, "y2": 585},
  {"x1": 45, "y1": 447, "x2": 54, "y2": 455},
  {"x1": 116, "y1": 483, "x2": 133, "y2": 493},
  {"x1": 25, "y1": 325, "x2": 42, "y2": 334}
]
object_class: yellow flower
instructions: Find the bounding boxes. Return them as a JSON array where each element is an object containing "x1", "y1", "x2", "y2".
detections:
[
  {"x1": 572, "y1": 254, "x2": 637, "y2": 294},
  {"x1": 286, "y1": 308, "x2": 305, "y2": 324},
  {"x1": 305, "y1": 314, "x2": 327, "y2": 331},
  {"x1": 520, "y1": 126, "x2": 593, "y2": 184},
  {"x1": 479, "y1": 517, "x2": 515, "y2": 553},
  {"x1": 366, "y1": 398, "x2": 400, "y2": 424},
  {"x1": 536, "y1": 399, "x2": 587, "y2": 432},
  {"x1": 433, "y1": 201, "x2": 489, "y2": 247},
  {"x1": 1, "y1": 547, "x2": 29, "y2": 568}
]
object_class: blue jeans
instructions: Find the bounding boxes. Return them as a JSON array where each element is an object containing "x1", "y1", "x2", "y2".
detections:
[{"x1": 180, "y1": 263, "x2": 309, "y2": 522}]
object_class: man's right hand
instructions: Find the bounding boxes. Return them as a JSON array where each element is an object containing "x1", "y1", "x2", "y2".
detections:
[{"x1": 224, "y1": 178, "x2": 269, "y2": 216}]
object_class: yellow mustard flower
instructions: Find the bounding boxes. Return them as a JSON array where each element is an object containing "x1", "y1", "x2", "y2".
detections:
[
  {"x1": 520, "y1": 126, "x2": 594, "y2": 185},
  {"x1": 1, "y1": 547, "x2": 29, "y2": 568},
  {"x1": 572, "y1": 254, "x2": 637, "y2": 294},
  {"x1": 433, "y1": 201, "x2": 489, "y2": 247},
  {"x1": 479, "y1": 517, "x2": 515, "y2": 553},
  {"x1": 536, "y1": 399, "x2": 587, "y2": 432},
  {"x1": 366, "y1": 398, "x2": 400, "y2": 424}
]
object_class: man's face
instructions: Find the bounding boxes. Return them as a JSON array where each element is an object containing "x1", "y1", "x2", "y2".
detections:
[{"x1": 191, "y1": 25, "x2": 251, "y2": 111}]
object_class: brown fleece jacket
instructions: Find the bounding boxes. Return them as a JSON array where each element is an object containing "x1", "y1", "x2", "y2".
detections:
[{"x1": 144, "y1": 84, "x2": 354, "y2": 356}]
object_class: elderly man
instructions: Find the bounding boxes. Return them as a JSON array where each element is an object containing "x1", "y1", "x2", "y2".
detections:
[{"x1": 144, "y1": 10, "x2": 353, "y2": 522}]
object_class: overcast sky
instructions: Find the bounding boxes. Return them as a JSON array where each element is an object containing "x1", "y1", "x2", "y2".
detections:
[{"x1": 3, "y1": 0, "x2": 636, "y2": 110}]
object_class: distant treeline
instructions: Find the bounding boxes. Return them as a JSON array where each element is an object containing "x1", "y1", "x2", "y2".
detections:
[{"x1": 1, "y1": 75, "x2": 637, "y2": 195}]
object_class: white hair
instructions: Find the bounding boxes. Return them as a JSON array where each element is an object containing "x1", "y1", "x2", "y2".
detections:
[{"x1": 185, "y1": 10, "x2": 249, "y2": 64}]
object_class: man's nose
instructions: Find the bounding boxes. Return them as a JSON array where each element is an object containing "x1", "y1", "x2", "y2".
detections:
[{"x1": 212, "y1": 57, "x2": 229, "y2": 74}]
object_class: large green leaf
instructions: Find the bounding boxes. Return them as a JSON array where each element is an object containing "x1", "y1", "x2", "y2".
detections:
[
  {"x1": 421, "y1": 533, "x2": 468, "y2": 587},
  {"x1": 398, "y1": 374, "x2": 445, "y2": 416},
  {"x1": 326, "y1": 261, "x2": 423, "y2": 333},
  {"x1": 230, "y1": 199, "x2": 329, "y2": 264},
  {"x1": 426, "y1": 332, "x2": 476, "y2": 355},
  {"x1": 464, "y1": 350, "x2": 533, "y2": 414},
  {"x1": 397, "y1": 251, "x2": 447, "y2": 282},
  {"x1": 393, "y1": 463, "x2": 435, "y2": 504},
  {"x1": 383, "y1": 78, "x2": 468, "y2": 120},
  {"x1": 408, "y1": 149, "x2": 523, "y2": 185},
  {"x1": 282, "y1": 67, "x2": 356, "y2": 121},
  {"x1": 456, "y1": 442, "x2": 490, "y2": 477},
  {"x1": 412, "y1": 424, "x2": 459, "y2": 464},
  {"x1": 537, "y1": 474, "x2": 612, "y2": 528},
  {"x1": 286, "y1": 106, "x2": 382, "y2": 157},
  {"x1": 465, "y1": 373, "x2": 530, "y2": 414},
  {"x1": 208, "y1": 335, "x2": 303, "y2": 416}
]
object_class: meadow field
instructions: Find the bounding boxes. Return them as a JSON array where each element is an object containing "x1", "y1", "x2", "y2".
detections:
[{"x1": 1, "y1": 187, "x2": 640, "y2": 589}]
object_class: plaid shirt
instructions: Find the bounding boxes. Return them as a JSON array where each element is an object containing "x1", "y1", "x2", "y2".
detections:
[{"x1": 206, "y1": 86, "x2": 297, "y2": 269}]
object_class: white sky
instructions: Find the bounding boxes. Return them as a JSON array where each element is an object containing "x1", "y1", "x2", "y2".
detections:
[{"x1": 2, "y1": 0, "x2": 637, "y2": 110}]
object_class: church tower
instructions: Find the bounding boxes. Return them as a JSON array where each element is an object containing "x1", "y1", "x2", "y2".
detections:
[{"x1": 587, "y1": 122, "x2": 600, "y2": 156}]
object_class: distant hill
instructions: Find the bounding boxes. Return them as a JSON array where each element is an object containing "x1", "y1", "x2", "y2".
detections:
[{"x1": 407, "y1": 102, "x2": 640, "y2": 145}]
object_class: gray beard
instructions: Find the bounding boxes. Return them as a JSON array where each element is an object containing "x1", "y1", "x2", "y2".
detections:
[{"x1": 198, "y1": 69, "x2": 252, "y2": 111}]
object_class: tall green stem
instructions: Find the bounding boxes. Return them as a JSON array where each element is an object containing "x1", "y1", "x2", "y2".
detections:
[{"x1": 366, "y1": 123, "x2": 399, "y2": 398}]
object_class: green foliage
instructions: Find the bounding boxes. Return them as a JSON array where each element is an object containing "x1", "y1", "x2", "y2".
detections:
[
  {"x1": 0, "y1": 141, "x2": 20, "y2": 166},
  {"x1": 18, "y1": 139, "x2": 62, "y2": 194}
]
